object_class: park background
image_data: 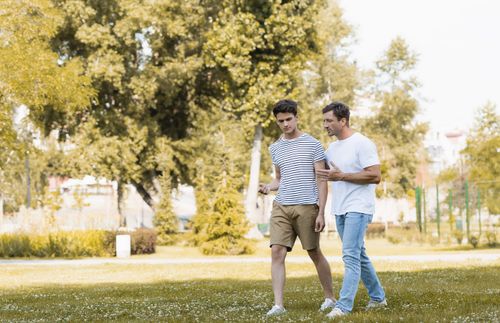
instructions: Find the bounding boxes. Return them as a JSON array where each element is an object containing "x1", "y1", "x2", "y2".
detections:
[{"x1": 0, "y1": 0, "x2": 498, "y2": 321}]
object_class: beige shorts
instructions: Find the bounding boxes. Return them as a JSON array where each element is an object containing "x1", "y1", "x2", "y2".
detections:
[{"x1": 269, "y1": 202, "x2": 320, "y2": 251}]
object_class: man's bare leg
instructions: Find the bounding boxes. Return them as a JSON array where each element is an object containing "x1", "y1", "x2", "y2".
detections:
[
  {"x1": 308, "y1": 248, "x2": 334, "y2": 299},
  {"x1": 271, "y1": 244, "x2": 288, "y2": 307}
]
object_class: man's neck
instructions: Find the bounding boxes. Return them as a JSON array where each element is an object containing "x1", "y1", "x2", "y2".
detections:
[
  {"x1": 283, "y1": 129, "x2": 303, "y2": 140},
  {"x1": 337, "y1": 127, "x2": 354, "y2": 140}
]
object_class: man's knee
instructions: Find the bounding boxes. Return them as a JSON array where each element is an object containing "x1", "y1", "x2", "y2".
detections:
[
  {"x1": 271, "y1": 245, "x2": 287, "y2": 262},
  {"x1": 307, "y1": 248, "x2": 323, "y2": 262}
]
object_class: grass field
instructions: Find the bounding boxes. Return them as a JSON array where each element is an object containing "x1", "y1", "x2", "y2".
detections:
[
  {"x1": 146, "y1": 236, "x2": 499, "y2": 259},
  {"x1": 1, "y1": 258, "x2": 499, "y2": 322}
]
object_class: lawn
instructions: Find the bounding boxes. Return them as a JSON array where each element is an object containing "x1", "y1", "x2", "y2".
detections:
[
  {"x1": 146, "y1": 236, "x2": 499, "y2": 260},
  {"x1": 0, "y1": 259, "x2": 499, "y2": 322}
]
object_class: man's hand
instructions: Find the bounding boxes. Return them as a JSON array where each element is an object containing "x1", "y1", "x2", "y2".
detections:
[
  {"x1": 315, "y1": 214, "x2": 325, "y2": 232},
  {"x1": 258, "y1": 183, "x2": 271, "y2": 194},
  {"x1": 316, "y1": 161, "x2": 345, "y2": 182}
]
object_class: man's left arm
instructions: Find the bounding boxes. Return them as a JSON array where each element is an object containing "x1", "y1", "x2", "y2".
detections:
[
  {"x1": 317, "y1": 163, "x2": 381, "y2": 184},
  {"x1": 314, "y1": 160, "x2": 328, "y2": 232},
  {"x1": 336, "y1": 164, "x2": 381, "y2": 184}
]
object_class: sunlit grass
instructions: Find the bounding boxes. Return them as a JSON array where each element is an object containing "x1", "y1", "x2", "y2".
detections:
[
  {"x1": 0, "y1": 264, "x2": 498, "y2": 322},
  {"x1": 148, "y1": 237, "x2": 499, "y2": 259}
]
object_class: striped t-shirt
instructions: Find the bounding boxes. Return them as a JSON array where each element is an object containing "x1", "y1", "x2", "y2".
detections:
[{"x1": 269, "y1": 133, "x2": 326, "y2": 205}]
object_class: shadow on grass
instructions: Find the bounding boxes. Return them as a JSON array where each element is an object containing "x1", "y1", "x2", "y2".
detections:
[{"x1": 0, "y1": 267, "x2": 499, "y2": 322}]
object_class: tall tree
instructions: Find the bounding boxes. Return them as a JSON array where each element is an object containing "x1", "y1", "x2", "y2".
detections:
[
  {"x1": 362, "y1": 37, "x2": 428, "y2": 198},
  {"x1": 0, "y1": 0, "x2": 93, "y2": 212},
  {"x1": 462, "y1": 103, "x2": 500, "y2": 214},
  {"x1": 49, "y1": 0, "x2": 210, "y2": 226},
  {"x1": 203, "y1": 0, "x2": 329, "y2": 221}
]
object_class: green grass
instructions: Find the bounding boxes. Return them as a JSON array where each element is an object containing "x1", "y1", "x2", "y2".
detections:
[
  {"x1": 148, "y1": 237, "x2": 499, "y2": 259},
  {"x1": 0, "y1": 262, "x2": 499, "y2": 322}
]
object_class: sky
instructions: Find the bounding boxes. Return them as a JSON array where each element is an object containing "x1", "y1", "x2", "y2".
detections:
[{"x1": 338, "y1": 0, "x2": 500, "y2": 134}]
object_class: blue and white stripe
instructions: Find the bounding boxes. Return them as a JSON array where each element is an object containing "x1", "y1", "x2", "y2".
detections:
[{"x1": 270, "y1": 133, "x2": 326, "y2": 205}]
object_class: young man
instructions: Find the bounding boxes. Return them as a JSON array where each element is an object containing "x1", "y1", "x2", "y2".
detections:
[
  {"x1": 259, "y1": 99, "x2": 335, "y2": 316},
  {"x1": 317, "y1": 101, "x2": 387, "y2": 318}
]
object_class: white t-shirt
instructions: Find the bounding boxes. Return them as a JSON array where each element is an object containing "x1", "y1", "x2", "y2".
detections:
[{"x1": 325, "y1": 132, "x2": 379, "y2": 215}]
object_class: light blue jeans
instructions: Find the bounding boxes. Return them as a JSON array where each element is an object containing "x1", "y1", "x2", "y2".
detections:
[{"x1": 335, "y1": 212, "x2": 385, "y2": 313}]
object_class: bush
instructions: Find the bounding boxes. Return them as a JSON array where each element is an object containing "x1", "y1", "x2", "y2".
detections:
[
  {"x1": 200, "y1": 236, "x2": 255, "y2": 255},
  {"x1": 0, "y1": 229, "x2": 157, "y2": 258},
  {"x1": 192, "y1": 183, "x2": 255, "y2": 255},
  {"x1": 131, "y1": 228, "x2": 157, "y2": 254},
  {"x1": 366, "y1": 223, "x2": 385, "y2": 239},
  {"x1": 485, "y1": 231, "x2": 497, "y2": 247},
  {"x1": 453, "y1": 230, "x2": 464, "y2": 245},
  {"x1": 469, "y1": 235, "x2": 479, "y2": 248},
  {"x1": 0, "y1": 231, "x2": 109, "y2": 258},
  {"x1": 386, "y1": 233, "x2": 402, "y2": 244},
  {"x1": 103, "y1": 229, "x2": 157, "y2": 256},
  {"x1": 385, "y1": 225, "x2": 421, "y2": 244}
]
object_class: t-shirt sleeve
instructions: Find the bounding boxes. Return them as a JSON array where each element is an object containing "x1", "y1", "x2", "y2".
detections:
[
  {"x1": 313, "y1": 140, "x2": 326, "y2": 162},
  {"x1": 359, "y1": 138, "x2": 380, "y2": 168},
  {"x1": 269, "y1": 145, "x2": 278, "y2": 165}
]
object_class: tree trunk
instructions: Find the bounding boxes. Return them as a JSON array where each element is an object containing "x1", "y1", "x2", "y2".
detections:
[
  {"x1": 245, "y1": 124, "x2": 262, "y2": 223},
  {"x1": 0, "y1": 193, "x2": 3, "y2": 231},
  {"x1": 117, "y1": 180, "x2": 127, "y2": 228},
  {"x1": 131, "y1": 180, "x2": 156, "y2": 211}
]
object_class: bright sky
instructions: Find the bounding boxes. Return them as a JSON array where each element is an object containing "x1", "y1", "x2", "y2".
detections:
[{"x1": 339, "y1": 0, "x2": 500, "y2": 134}]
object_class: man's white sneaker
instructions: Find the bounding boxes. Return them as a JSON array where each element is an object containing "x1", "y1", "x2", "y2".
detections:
[
  {"x1": 365, "y1": 298, "x2": 388, "y2": 310},
  {"x1": 319, "y1": 298, "x2": 336, "y2": 312},
  {"x1": 266, "y1": 305, "x2": 286, "y2": 316},
  {"x1": 326, "y1": 307, "x2": 346, "y2": 319}
]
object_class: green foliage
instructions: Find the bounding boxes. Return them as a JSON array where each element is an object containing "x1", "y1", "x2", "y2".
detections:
[
  {"x1": 0, "y1": 231, "x2": 109, "y2": 257},
  {"x1": 453, "y1": 230, "x2": 464, "y2": 245},
  {"x1": 153, "y1": 175, "x2": 178, "y2": 246},
  {"x1": 462, "y1": 103, "x2": 500, "y2": 214},
  {"x1": 193, "y1": 182, "x2": 255, "y2": 255},
  {"x1": 362, "y1": 37, "x2": 428, "y2": 198},
  {"x1": 130, "y1": 228, "x2": 157, "y2": 254},
  {"x1": 485, "y1": 231, "x2": 497, "y2": 247},
  {"x1": 0, "y1": 229, "x2": 157, "y2": 257},
  {"x1": 0, "y1": 0, "x2": 94, "y2": 135}
]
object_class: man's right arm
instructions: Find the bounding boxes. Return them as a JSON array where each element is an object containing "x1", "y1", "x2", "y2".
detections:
[{"x1": 259, "y1": 166, "x2": 280, "y2": 194}]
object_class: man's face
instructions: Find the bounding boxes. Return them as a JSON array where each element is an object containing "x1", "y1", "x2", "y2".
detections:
[
  {"x1": 323, "y1": 111, "x2": 345, "y2": 137},
  {"x1": 275, "y1": 112, "x2": 298, "y2": 134}
]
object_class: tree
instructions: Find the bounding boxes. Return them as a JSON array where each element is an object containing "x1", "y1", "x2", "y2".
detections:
[
  {"x1": 362, "y1": 37, "x2": 428, "y2": 198},
  {"x1": 0, "y1": 0, "x2": 93, "y2": 213},
  {"x1": 48, "y1": 0, "x2": 210, "y2": 227},
  {"x1": 462, "y1": 103, "x2": 500, "y2": 214},
  {"x1": 202, "y1": 0, "x2": 332, "y2": 221}
]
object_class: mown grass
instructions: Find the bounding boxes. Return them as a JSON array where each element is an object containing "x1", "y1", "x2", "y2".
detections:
[
  {"x1": 149, "y1": 237, "x2": 500, "y2": 259},
  {"x1": 0, "y1": 262, "x2": 498, "y2": 322}
]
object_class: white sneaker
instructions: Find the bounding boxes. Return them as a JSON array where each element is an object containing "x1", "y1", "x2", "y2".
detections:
[
  {"x1": 266, "y1": 305, "x2": 286, "y2": 316},
  {"x1": 319, "y1": 298, "x2": 336, "y2": 312},
  {"x1": 326, "y1": 307, "x2": 346, "y2": 319},
  {"x1": 366, "y1": 298, "x2": 388, "y2": 310}
]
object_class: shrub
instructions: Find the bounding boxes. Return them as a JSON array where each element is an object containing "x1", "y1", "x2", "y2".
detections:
[
  {"x1": 485, "y1": 231, "x2": 497, "y2": 247},
  {"x1": 453, "y1": 230, "x2": 464, "y2": 245},
  {"x1": 131, "y1": 228, "x2": 157, "y2": 254},
  {"x1": 104, "y1": 229, "x2": 157, "y2": 255},
  {"x1": 0, "y1": 229, "x2": 157, "y2": 258},
  {"x1": 469, "y1": 235, "x2": 479, "y2": 248},
  {"x1": 386, "y1": 232, "x2": 402, "y2": 244},
  {"x1": 192, "y1": 183, "x2": 255, "y2": 255},
  {"x1": 366, "y1": 223, "x2": 385, "y2": 239},
  {"x1": 0, "y1": 231, "x2": 109, "y2": 258}
]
